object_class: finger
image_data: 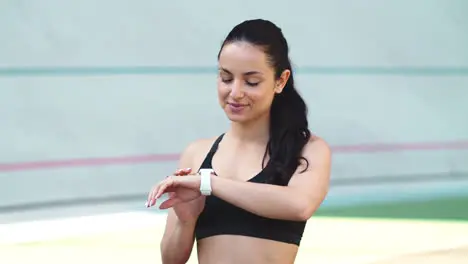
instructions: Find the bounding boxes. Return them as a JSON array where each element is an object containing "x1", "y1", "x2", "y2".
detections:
[
  {"x1": 154, "y1": 181, "x2": 172, "y2": 199},
  {"x1": 149, "y1": 179, "x2": 167, "y2": 207},
  {"x1": 182, "y1": 168, "x2": 192, "y2": 175},
  {"x1": 146, "y1": 184, "x2": 159, "y2": 207},
  {"x1": 149, "y1": 186, "x2": 159, "y2": 207},
  {"x1": 155, "y1": 177, "x2": 175, "y2": 199},
  {"x1": 148, "y1": 174, "x2": 182, "y2": 207},
  {"x1": 147, "y1": 183, "x2": 158, "y2": 202},
  {"x1": 158, "y1": 182, "x2": 179, "y2": 198},
  {"x1": 174, "y1": 168, "x2": 191, "y2": 176},
  {"x1": 157, "y1": 186, "x2": 177, "y2": 199},
  {"x1": 150, "y1": 182, "x2": 164, "y2": 206},
  {"x1": 159, "y1": 197, "x2": 182, "y2": 209}
]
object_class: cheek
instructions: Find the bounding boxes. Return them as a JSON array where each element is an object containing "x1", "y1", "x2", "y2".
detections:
[
  {"x1": 217, "y1": 82, "x2": 229, "y2": 101},
  {"x1": 249, "y1": 86, "x2": 275, "y2": 108}
]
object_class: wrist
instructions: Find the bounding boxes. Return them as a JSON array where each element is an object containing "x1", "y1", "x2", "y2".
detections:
[
  {"x1": 176, "y1": 217, "x2": 197, "y2": 227},
  {"x1": 209, "y1": 174, "x2": 218, "y2": 195}
]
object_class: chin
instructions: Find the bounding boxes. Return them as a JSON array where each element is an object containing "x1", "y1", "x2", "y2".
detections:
[
  {"x1": 225, "y1": 113, "x2": 246, "y2": 122},
  {"x1": 224, "y1": 110, "x2": 249, "y2": 123}
]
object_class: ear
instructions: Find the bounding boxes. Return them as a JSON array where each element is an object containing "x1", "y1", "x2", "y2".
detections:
[{"x1": 274, "y1": 69, "x2": 291, "y2": 94}]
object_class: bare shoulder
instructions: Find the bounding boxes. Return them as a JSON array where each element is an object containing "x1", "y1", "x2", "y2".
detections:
[
  {"x1": 179, "y1": 135, "x2": 222, "y2": 170},
  {"x1": 182, "y1": 136, "x2": 220, "y2": 157},
  {"x1": 290, "y1": 135, "x2": 332, "y2": 187},
  {"x1": 303, "y1": 135, "x2": 332, "y2": 165}
]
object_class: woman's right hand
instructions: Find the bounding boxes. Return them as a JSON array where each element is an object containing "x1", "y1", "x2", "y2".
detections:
[{"x1": 169, "y1": 168, "x2": 206, "y2": 223}]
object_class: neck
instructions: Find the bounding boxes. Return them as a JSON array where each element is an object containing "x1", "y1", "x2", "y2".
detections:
[{"x1": 228, "y1": 114, "x2": 270, "y2": 145}]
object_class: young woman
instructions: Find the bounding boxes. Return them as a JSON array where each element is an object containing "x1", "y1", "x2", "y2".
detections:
[{"x1": 147, "y1": 19, "x2": 332, "y2": 264}]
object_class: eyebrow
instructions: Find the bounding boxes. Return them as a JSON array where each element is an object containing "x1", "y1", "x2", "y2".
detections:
[{"x1": 219, "y1": 67, "x2": 262, "y2": 76}]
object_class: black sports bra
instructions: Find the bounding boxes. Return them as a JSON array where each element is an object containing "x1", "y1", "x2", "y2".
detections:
[{"x1": 194, "y1": 134, "x2": 307, "y2": 245}]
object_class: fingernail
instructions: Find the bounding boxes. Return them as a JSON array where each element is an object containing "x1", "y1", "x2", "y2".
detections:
[{"x1": 145, "y1": 201, "x2": 149, "y2": 208}]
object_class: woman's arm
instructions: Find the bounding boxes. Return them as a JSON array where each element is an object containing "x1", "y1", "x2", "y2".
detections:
[
  {"x1": 160, "y1": 141, "x2": 202, "y2": 264},
  {"x1": 154, "y1": 138, "x2": 331, "y2": 222},
  {"x1": 210, "y1": 138, "x2": 331, "y2": 221},
  {"x1": 160, "y1": 212, "x2": 197, "y2": 264}
]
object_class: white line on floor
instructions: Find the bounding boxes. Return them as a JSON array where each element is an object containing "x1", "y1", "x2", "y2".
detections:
[{"x1": 0, "y1": 211, "x2": 166, "y2": 245}]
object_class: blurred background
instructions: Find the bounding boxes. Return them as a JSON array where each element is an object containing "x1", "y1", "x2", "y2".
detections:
[{"x1": 1, "y1": 0, "x2": 468, "y2": 262}]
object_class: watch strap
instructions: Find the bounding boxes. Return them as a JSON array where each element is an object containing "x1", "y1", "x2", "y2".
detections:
[{"x1": 199, "y1": 169, "x2": 213, "y2": 196}]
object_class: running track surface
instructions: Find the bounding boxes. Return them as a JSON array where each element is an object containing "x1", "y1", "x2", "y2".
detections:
[
  {"x1": 1, "y1": 212, "x2": 467, "y2": 264},
  {"x1": 1, "y1": 193, "x2": 468, "y2": 263}
]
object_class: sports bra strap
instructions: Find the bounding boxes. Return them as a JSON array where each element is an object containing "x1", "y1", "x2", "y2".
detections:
[
  {"x1": 198, "y1": 133, "x2": 225, "y2": 171},
  {"x1": 208, "y1": 133, "x2": 225, "y2": 154}
]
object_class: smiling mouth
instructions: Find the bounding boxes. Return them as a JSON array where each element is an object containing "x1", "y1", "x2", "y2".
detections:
[{"x1": 228, "y1": 103, "x2": 247, "y2": 107}]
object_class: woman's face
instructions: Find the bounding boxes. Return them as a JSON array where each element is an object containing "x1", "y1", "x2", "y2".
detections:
[{"x1": 217, "y1": 41, "x2": 284, "y2": 124}]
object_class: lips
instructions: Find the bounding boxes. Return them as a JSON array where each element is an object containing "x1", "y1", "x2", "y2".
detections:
[
  {"x1": 228, "y1": 102, "x2": 247, "y2": 107},
  {"x1": 227, "y1": 102, "x2": 247, "y2": 113}
]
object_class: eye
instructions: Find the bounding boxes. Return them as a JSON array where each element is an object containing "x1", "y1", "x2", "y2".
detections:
[
  {"x1": 246, "y1": 81, "x2": 260, "y2": 87},
  {"x1": 219, "y1": 72, "x2": 233, "y2": 84}
]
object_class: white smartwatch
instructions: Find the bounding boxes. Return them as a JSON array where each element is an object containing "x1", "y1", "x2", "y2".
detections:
[{"x1": 199, "y1": 169, "x2": 213, "y2": 196}]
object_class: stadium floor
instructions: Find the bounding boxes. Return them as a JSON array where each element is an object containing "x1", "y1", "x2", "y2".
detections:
[{"x1": 1, "y1": 195, "x2": 467, "y2": 264}]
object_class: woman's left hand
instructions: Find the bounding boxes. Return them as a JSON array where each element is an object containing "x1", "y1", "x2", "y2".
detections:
[{"x1": 147, "y1": 175, "x2": 202, "y2": 209}]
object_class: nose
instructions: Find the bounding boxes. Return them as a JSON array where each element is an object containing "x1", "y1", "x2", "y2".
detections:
[{"x1": 229, "y1": 80, "x2": 244, "y2": 99}]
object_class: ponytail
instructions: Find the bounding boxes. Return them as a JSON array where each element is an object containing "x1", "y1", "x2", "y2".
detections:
[{"x1": 263, "y1": 68, "x2": 311, "y2": 185}]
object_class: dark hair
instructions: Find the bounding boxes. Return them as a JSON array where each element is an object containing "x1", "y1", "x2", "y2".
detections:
[{"x1": 218, "y1": 19, "x2": 311, "y2": 186}]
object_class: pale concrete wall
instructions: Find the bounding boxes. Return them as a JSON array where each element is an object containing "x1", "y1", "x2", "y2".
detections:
[{"x1": 1, "y1": 0, "x2": 468, "y2": 212}]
